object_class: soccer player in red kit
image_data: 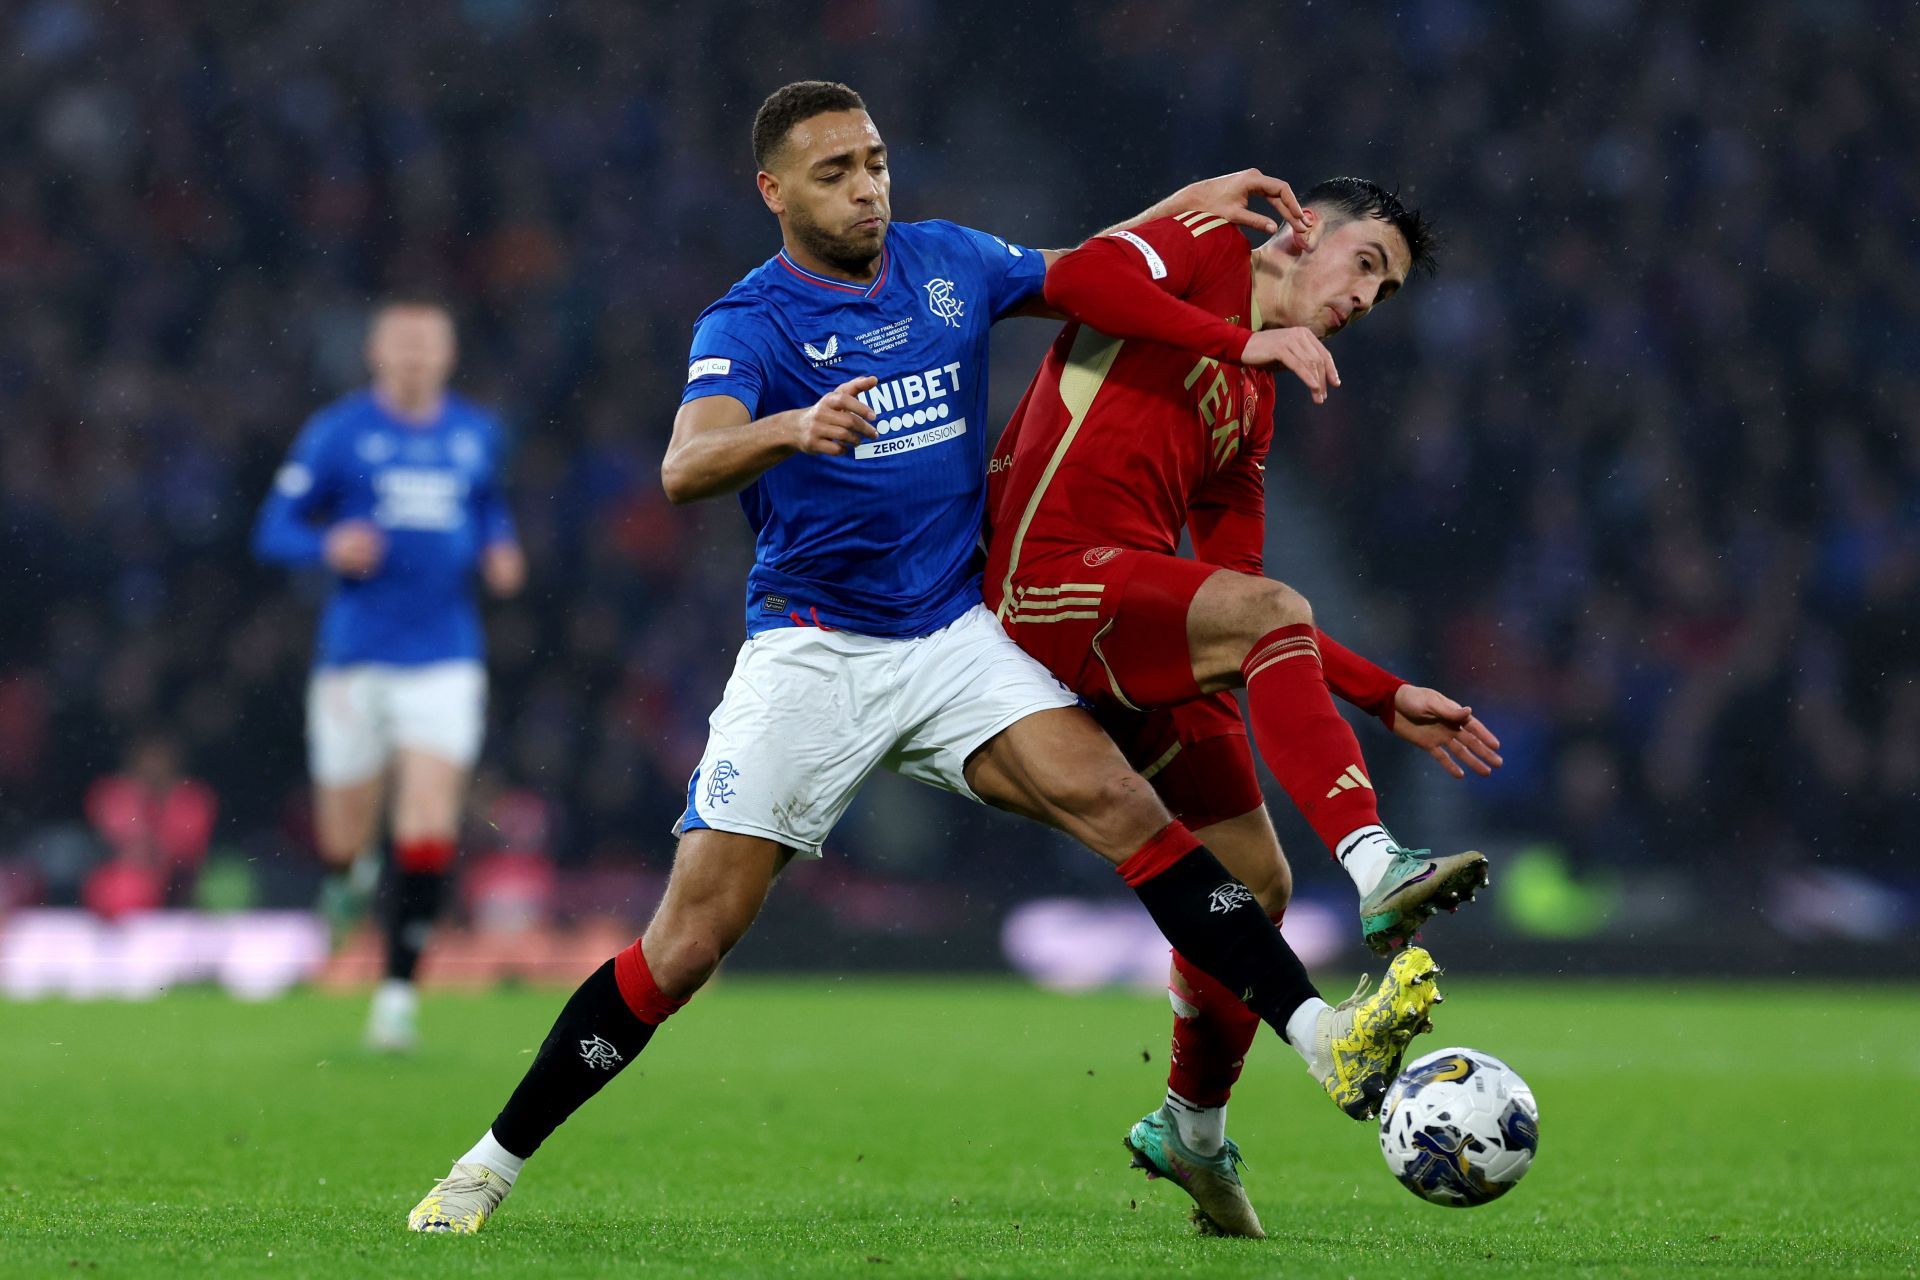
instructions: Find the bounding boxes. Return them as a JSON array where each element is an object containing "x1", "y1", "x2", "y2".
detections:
[{"x1": 984, "y1": 178, "x2": 1502, "y2": 1236}]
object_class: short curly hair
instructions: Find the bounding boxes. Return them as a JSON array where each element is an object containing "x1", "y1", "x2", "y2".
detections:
[{"x1": 752, "y1": 80, "x2": 867, "y2": 171}]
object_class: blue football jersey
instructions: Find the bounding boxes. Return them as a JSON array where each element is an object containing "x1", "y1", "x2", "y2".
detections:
[
  {"x1": 681, "y1": 219, "x2": 1046, "y2": 637},
  {"x1": 252, "y1": 390, "x2": 518, "y2": 667}
]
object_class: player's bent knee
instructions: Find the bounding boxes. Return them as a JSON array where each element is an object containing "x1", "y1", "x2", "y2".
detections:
[
  {"x1": 1257, "y1": 579, "x2": 1313, "y2": 631},
  {"x1": 1068, "y1": 768, "x2": 1176, "y2": 858},
  {"x1": 642, "y1": 929, "x2": 728, "y2": 999}
]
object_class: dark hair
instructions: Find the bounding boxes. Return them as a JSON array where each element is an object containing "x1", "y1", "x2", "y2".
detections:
[
  {"x1": 1302, "y1": 177, "x2": 1438, "y2": 276},
  {"x1": 752, "y1": 80, "x2": 867, "y2": 171}
]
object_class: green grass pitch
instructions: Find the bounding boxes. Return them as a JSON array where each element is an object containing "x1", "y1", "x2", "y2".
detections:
[{"x1": 3, "y1": 977, "x2": 1916, "y2": 1278}]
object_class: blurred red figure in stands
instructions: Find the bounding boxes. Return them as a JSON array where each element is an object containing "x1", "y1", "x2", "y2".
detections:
[{"x1": 83, "y1": 735, "x2": 217, "y2": 919}]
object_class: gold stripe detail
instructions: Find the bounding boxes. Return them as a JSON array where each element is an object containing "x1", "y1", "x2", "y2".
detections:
[
  {"x1": 1010, "y1": 610, "x2": 1102, "y2": 623},
  {"x1": 1014, "y1": 596, "x2": 1103, "y2": 609},
  {"x1": 995, "y1": 327, "x2": 1125, "y2": 619},
  {"x1": 1188, "y1": 216, "x2": 1230, "y2": 237},
  {"x1": 1174, "y1": 210, "x2": 1209, "y2": 227},
  {"x1": 1139, "y1": 741, "x2": 1183, "y2": 782},
  {"x1": 1245, "y1": 649, "x2": 1320, "y2": 683},
  {"x1": 1018, "y1": 583, "x2": 1105, "y2": 596},
  {"x1": 1089, "y1": 619, "x2": 1143, "y2": 712},
  {"x1": 1245, "y1": 635, "x2": 1321, "y2": 673}
]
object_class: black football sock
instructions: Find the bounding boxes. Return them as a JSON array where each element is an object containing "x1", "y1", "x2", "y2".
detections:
[
  {"x1": 385, "y1": 870, "x2": 445, "y2": 983},
  {"x1": 1124, "y1": 843, "x2": 1320, "y2": 1042},
  {"x1": 490, "y1": 960, "x2": 658, "y2": 1159}
]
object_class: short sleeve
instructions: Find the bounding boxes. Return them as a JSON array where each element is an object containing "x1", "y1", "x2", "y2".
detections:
[
  {"x1": 935, "y1": 221, "x2": 1048, "y2": 320},
  {"x1": 681, "y1": 304, "x2": 771, "y2": 417}
]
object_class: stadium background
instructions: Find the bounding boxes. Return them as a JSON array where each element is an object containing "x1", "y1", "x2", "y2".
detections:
[{"x1": 1, "y1": 0, "x2": 1913, "y2": 992}]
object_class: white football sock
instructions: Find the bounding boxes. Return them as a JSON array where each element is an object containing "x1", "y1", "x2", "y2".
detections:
[
  {"x1": 1337, "y1": 826, "x2": 1399, "y2": 895},
  {"x1": 458, "y1": 1129, "x2": 525, "y2": 1185},
  {"x1": 1164, "y1": 1089, "x2": 1226, "y2": 1157},
  {"x1": 1284, "y1": 996, "x2": 1331, "y2": 1071}
]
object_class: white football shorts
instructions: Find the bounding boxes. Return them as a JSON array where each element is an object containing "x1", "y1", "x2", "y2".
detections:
[
  {"x1": 306, "y1": 659, "x2": 487, "y2": 786},
  {"x1": 677, "y1": 604, "x2": 1079, "y2": 857}
]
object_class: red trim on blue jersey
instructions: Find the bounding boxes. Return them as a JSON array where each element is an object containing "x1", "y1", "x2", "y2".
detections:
[{"x1": 776, "y1": 247, "x2": 890, "y2": 298}]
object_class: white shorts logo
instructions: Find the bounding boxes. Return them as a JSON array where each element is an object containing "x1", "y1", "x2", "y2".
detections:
[{"x1": 687, "y1": 357, "x2": 733, "y2": 382}]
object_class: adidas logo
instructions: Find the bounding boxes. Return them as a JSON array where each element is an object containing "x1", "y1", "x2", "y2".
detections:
[{"x1": 1324, "y1": 764, "x2": 1374, "y2": 799}]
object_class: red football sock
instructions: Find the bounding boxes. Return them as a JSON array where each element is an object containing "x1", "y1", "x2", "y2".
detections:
[
  {"x1": 392, "y1": 835, "x2": 456, "y2": 874},
  {"x1": 613, "y1": 938, "x2": 690, "y2": 1026},
  {"x1": 1240, "y1": 624, "x2": 1382, "y2": 855},
  {"x1": 1166, "y1": 914, "x2": 1279, "y2": 1107}
]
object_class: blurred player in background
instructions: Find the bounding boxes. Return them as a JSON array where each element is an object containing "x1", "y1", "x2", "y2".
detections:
[
  {"x1": 986, "y1": 179, "x2": 1497, "y2": 1234},
  {"x1": 253, "y1": 299, "x2": 525, "y2": 1051},
  {"x1": 405, "y1": 82, "x2": 1444, "y2": 1237}
]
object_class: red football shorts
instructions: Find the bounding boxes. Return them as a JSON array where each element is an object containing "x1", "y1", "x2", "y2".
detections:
[{"x1": 998, "y1": 547, "x2": 1264, "y2": 830}]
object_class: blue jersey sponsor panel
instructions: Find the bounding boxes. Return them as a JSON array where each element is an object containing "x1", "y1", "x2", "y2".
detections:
[
  {"x1": 681, "y1": 219, "x2": 1045, "y2": 638},
  {"x1": 253, "y1": 391, "x2": 517, "y2": 667}
]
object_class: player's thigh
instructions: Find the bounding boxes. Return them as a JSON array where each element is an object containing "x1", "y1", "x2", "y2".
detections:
[
  {"x1": 644, "y1": 827, "x2": 794, "y2": 995},
  {"x1": 307, "y1": 666, "x2": 389, "y2": 858},
  {"x1": 307, "y1": 665, "x2": 390, "y2": 790},
  {"x1": 879, "y1": 605, "x2": 1163, "y2": 860},
  {"x1": 676, "y1": 628, "x2": 896, "y2": 859},
  {"x1": 388, "y1": 748, "x2": 469, "y2": 842},
  {"x1": 1185, "y1": 569, "x2": 1314, "y2": 690},
  {"x1": 313, "y1": 775, "x2": 385, "y2": 863},
  {"x1": 962, "y1": 706, "x2": 1173, "y2": 862}
]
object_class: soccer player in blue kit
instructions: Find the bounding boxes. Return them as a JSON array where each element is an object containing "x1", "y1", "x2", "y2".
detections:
[
  {"x1": 407, "y1": 82, "x2": 1442, "y2": 1234},
  {"x1": 255, "y1": 299, "x2": 526, "y2": 1051}
]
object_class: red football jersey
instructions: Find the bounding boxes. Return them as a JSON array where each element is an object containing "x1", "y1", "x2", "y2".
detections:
[{"x1": 984, "y1": 213, "x2": 1274, "y2": 610}]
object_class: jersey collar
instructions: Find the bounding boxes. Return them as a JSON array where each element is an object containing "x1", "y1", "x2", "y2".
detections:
[{"x1": 776, "y1": 246, "x2": 890, "y2": 298}]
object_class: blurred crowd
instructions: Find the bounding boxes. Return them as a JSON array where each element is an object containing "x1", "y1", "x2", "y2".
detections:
[{"x1": 0, "y1": 0, "x2": 1911, "y2": 928}]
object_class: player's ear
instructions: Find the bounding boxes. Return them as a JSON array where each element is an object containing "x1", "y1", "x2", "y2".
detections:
[{"x1": 757, "y1": 170, "x2": 784, "y2": 216}]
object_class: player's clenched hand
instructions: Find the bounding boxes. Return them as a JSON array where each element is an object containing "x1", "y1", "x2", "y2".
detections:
[
  {"x1": 789, "y1": 376, "x2": 880, "y2": 456},
  {"x1": 1390, "y1": 685, "x2": 1504, "y2": 780},
  {"x1": 1175, "y1": 169, "x2": 1313, "y2": 238},
  {"x1": 1240, "y1": 327, "x2": 1341, "y2": 404},
  {"x1": 324, "y1": 520, "x2": 386, "y2": 578}
]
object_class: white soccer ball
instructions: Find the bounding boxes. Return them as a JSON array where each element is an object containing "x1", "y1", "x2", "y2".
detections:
[{"x1": 1378, "y1": 1046, "x2": 1539, "y2": 1207}]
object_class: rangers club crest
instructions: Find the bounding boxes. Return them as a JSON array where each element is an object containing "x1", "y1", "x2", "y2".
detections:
[
  {"x1": 704, "y1": 760, "x2": 740, "y2": 806},
  {"x1": 922, "y1": 278, "x2": 965, "y2": 327},
  {"x1": 1208, "y1": 883, "x2": 1256, "y2": 914},
  {"x1": 579, "y1": 1034, "x2": 624, "y2": 1070}
]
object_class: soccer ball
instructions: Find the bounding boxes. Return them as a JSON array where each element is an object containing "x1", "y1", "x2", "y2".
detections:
[{"x1": 1378, "y1": 1046, "x2": 1539, "y2": 1207}]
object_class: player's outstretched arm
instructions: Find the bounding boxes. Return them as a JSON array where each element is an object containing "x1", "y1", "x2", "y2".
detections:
[
  {"x1": 661, "y1": 379, "x2": 880, "y2": 505},
  {"x1": 1099, "y1": 169, "x2": 1313, "y2": 240},
  {"x1": 1009, "y1": 172, "x2": 1315, "y2": 320}
]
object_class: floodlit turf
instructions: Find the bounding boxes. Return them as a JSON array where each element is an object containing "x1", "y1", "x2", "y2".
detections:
[{"x1": 3, "y1": 977, "x2": 1916, "y2": 1278}]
